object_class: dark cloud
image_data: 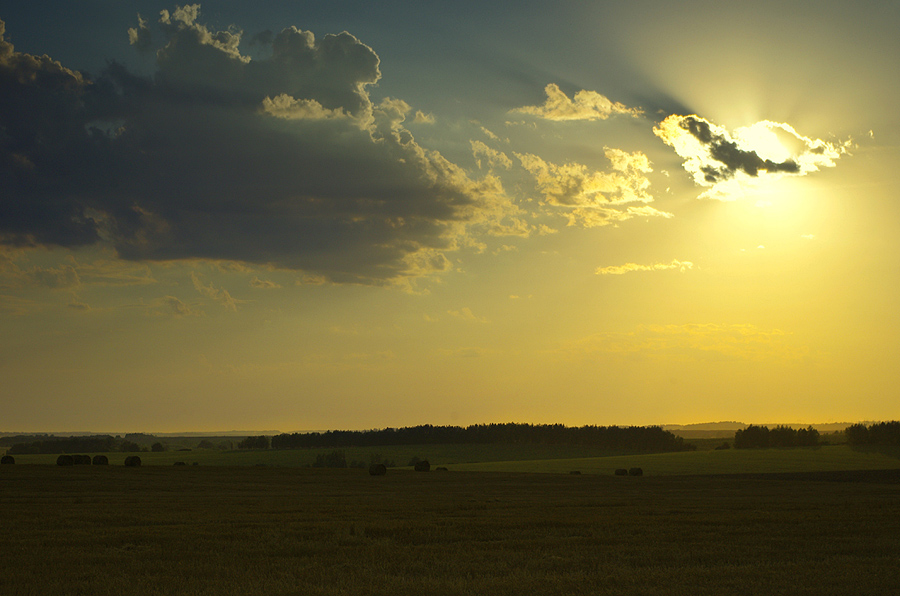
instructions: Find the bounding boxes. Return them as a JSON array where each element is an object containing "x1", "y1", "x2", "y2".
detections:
[
  {"x1": 680, "y1": 116, "x2": 799, "y2": 182},
  {"x1": 0, "y1": 8, "x2": 510, "y2": 284},
  {"x1": 654, "y1": 114, "x2": 845, "y2": 200}
]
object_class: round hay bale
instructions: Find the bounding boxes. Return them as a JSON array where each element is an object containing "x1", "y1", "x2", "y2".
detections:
[
  {"x1": 73, "y1": 454, "x2": 91, "y2": 465},
  {"x1": 569, "y1": 470, "x2": 581, "y2": 475},
  {"x1": 435, "y1": 466, "x2": 448, "y2": 472},
  {"x1": 57, "y1": 454, "x2": 75, "y2": 466},
  {"x1": 628, "y1": 467, "x2": 643, "y2": 476},
  {"x1": 414, "y1": 460, "x2": 431, "y2": 472},
  {"x1": 124, "y1": 455, "x2": 142, "y2": 467},
  {"x1": 614, "y1": 468, "x2": 628, "y2": 476},
  {"x1": 1, "y1": 455, "x2": 14, "y2": 464},
  {"x1": 368, "y1": 463, "x2": 387, "y2": 476},
  {"x1": 174, "y1": 461, "x2": 187, "y2": 466},
  {"x1": 92, "y1": 455, "x2": 109, "y2": 465}
]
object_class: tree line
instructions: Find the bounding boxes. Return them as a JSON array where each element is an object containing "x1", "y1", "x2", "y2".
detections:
[
  {"x1": 733, "y1": 425, "x2": 820, "y2": 449},
  {"x1": 269, "y1": 423, "x2": 692, "y2": 452},
  {"x1": 844, "y1": 421, "x2": 900, "y2": 446},
  {"x1": 5, "y1": 435, "x2": 147, "y2": 455}
]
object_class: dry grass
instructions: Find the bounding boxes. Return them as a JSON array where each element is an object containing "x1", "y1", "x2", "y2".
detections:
[{"x1": 1, "y1": 466, "x2": 899, "y2": 595}]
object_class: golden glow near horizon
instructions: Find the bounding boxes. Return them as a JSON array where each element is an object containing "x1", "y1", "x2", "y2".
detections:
[{"x1": 1, "y1": 2, "x2": 899, "y2": 433}]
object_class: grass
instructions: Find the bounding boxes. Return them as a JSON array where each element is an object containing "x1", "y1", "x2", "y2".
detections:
[
  {"x1": 8, "y1": 443, "x2": 898, "y2": 477},
  {"x1": 445, "y1": 444, "x2": 900, "y2": 475},
  {"x1": 1, "y1": 464, "x2": 899, "y2": 595}
]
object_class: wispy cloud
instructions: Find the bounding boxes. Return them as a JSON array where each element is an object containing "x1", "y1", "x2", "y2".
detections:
[
  {"x1": 447, "y1": 307, "x2": 488, "y2": 323},
  {"x1": 563, "y1": 323, "x2": 808, "y2": 363},
  {"x1": 191, "y1": 272, "x2": 240, "y2": 311},
  {"x1": 596, "y1": 259, "x2": 694, "y2": 275}
]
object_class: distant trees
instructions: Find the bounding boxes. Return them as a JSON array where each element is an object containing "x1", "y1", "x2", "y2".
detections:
[
  {"x1": 271, "y1": 423, "x2": 691, "y2": 452},
  {"x1": 733, "y1": 425, "x2": 820, "y2": 449},
  {"x1": 237, "y1": 436, "x2": 270, "y2": 450},
  {"x1": 119, "y1": 441, "x2": 142, "y2": 452},
  {"x1": 7, "y1": 435, "x2": 116, "y2": 455},
  {"x1": 845, "y1": 421, "x2": 900, "y2": 446}
]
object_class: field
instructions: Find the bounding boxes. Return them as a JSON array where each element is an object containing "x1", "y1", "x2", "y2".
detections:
[
  {"x1": 5, "y1": 442, "x2": 900, "y2": 476},
  {"x1": 2, "y1": 452, "x2": 900, "y2": 595}
]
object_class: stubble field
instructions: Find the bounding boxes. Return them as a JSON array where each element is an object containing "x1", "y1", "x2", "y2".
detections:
[{"x1": 2, "y1": 464, "x2": 899, "y2": 595}]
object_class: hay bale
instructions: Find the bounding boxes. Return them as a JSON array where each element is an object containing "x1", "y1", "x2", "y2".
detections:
[
  {"x1": 569, "y1": 470, "x2": 581, "y2": 475},
  {"x1": 124, "y1": 455, "x2": 142, "y2": 467},
  {"x1": 368, "y1": 463, "x2": 387, "y2": 476},
  {"x1": 614, "y1": 468, "x2": 628, "y2": 476},
  {"x1": 628, "y1": 467, "x2": 643, "y2": 476},
  {"x1": 1, "y1": 455, "x2": 14, "y2": 464},
  {"x1": 414, "y1": 460, "x2": 431, "y2": 472},
  {"x1": 73, "y1": 454, "x2": 91, "y2": 465},
  {"x1": 92, "y1": 455, "x2": 109, "y2": 465},
  {"x1": 57, "y1": 455, "x2": 75, "y2": 466},
  {"x1": 174, "y1": 461, "x2": 187, "y2": 466},
  {"x1": 435, "y1": 467, "x2": 448, "y2": 472}
]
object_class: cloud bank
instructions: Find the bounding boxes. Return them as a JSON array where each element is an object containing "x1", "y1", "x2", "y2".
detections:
[{"x1": 0, "y1": 7, "x2": 518, "y2": 285}]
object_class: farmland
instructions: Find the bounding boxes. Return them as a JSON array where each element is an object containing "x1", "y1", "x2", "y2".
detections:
[
  {"x1": 2, "y1": 445, "x2": 900, "y2": 595},
  {"x1": 4, "y1": 442, "x2": 899, "y2": 477}
]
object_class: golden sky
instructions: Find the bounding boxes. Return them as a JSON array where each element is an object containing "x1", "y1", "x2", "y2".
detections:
[{"x1": 1, "y1": 2, "x2": 898, "y2": 432}]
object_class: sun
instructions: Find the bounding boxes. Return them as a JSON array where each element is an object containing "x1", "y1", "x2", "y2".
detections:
[{"x1": 733, "y1": 121, "x2": 798, "y2": 164}]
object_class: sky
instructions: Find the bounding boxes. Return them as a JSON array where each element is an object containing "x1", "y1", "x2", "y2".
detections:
[{"x1": 2, "y1": 1, "x2": 899, "y2": 433}]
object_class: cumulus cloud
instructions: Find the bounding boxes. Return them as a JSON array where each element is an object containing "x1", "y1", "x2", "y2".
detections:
[
  {"x1": 654, "y1": 114, "x2": 848, "y2": 200},
  {"x1": 596, "y1": 259, "x2": 693, "y2": 275},
  {"x1": 471, "y1": 140, "x2": 512, "y2": 171},
  {"x1": 511, "y1": 83, "x2": 643, "y2": 121},
  {"x1": 0, "y1": 8, "x2": 517, "y2": 285},
  {"x1": 515, "y1": 148, "x2": 670, "y2": 227},
  {"x1": 127, "y1": 14, "x2": 154, "y2": 51}
]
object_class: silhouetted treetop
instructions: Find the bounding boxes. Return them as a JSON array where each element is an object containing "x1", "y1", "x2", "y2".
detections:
[{"x1": 271, "y1": 423, "x2": 690, "y2": 452}]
